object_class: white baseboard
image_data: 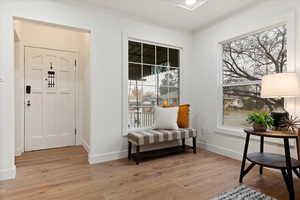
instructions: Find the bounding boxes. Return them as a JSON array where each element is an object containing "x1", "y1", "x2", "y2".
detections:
[
  {"x1": 88, "y1": 150, "x2": 128, "y2": 164},
  {"x1": 0, "y1": 165, "x2": 16, "y2": 181},
  {"x1": 197, "y1": 140, "x2": 300, "y2": 179},
  {"x1": 81, "y1": 138, "x2": 90, "y2": 153},
  {"x1": 88, "y1": 140, "x2": 241, "y2": 166},
  {"x1": 198, "y1": 140, "x2": 242, "y2": 161},
  {"x1": 15, "y1": 147, "x2": 23, "y2": 157}
]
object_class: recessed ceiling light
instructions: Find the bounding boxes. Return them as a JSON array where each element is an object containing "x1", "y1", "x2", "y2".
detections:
[
  {"x1": 163, "y1": 0, "x2": 209, "y2": 11},
  {"x1": 185, "y1": 0, "x2": 197, "y2": 6},
  {"x1": 175, "y1": 0, "x2": 209, "y2": 11}
]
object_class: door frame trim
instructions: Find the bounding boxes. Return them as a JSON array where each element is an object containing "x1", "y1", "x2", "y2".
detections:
[{"x1": 21, "y1": 45, "x2": 79, "y2": 153}]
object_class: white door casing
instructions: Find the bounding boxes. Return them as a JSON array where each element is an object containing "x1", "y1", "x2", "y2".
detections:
[{"x1": 25, "y1": 47, "x2": 77, "y2": 151}]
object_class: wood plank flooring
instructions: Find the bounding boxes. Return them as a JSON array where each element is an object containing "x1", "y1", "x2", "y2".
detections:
[{"x1": 0, "y1": 146, "x2": 299, "y2": 200}]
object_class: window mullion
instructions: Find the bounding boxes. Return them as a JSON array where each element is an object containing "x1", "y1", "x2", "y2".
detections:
[
  {"x1": 155, "y1": 45, "x2": 158, "y2": 106},
  {"x1": 222, "y1": 81, "x2": 261, "y2": 87}
]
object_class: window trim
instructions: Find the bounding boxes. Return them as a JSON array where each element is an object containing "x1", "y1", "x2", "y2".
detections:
[
  {"x1": 216, "y1": 12, "x2": 297, "y2": 144},
  {"x1": 122, "y1": 33, "x2": 183, "y2": 136}
]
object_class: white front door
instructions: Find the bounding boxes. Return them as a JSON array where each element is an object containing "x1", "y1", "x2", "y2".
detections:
[{"x1": 25, "y1": 47, "x2": 77, "y2": 151}]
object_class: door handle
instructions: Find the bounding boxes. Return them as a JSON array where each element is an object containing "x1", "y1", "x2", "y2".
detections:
[{"x1": 27, "y1": 100, "x2": 31, "y2": 107}]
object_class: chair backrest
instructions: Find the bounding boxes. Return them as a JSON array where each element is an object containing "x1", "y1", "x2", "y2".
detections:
[{"x1": 162, "y1": 104, "x2": 190, "y2": 128}]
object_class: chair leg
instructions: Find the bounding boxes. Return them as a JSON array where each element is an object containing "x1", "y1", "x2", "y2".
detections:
[
  {"x1": 193, "y1": 137, "x2": 197, "y2": 154},
  {"x1": 136, "y1": 145, "x2": 140, "y2": 165},
  {"x1": 128, "y1": 142, "x2": 132, "y2": 160}
]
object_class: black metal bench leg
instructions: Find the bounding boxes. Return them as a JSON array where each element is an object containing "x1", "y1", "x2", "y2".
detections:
[
  {"x1": 240, "y1": 133, "x2": 250, "y2": 183},
  {"x1": 193, "y1": 137, "x2": 197, "y2": 154},
  {"x1": 136, "y1": 145, "x2": 140, "y2": 165},
  {"x1": 182, "y1": 138, "x2": 186, "y2": 151},
  {"x1": 128, "y1": 142, "x2": 132, "y2": 160}
]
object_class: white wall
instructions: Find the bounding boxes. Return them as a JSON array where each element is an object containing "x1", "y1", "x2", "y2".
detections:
[
  {"x1": 0, "y1": 0, "x2": 193, "y2": 180},
  {"x1": 80, "y1": 32, "x2": 91, "y2": 151},
  {"x1": 14, "y1": 29, "x2": 22, "y2": 156},
  {"x1": 192, "y1": 0, "x2": 300, "y2": 161},
  {"x1": 14, "y1": 19, "x2": 91, "y2": 156}
]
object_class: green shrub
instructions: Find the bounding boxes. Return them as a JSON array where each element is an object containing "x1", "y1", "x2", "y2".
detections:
[{"x1": 247, "y1": 112, "x2": 274, "y2": 128}]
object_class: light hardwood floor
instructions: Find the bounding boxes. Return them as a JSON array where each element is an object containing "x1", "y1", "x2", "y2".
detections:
[{"x1": 0, "y1": 146, "x2": 300, "y2": 200}]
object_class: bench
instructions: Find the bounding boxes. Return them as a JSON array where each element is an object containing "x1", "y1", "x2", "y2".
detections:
[{"x1": 128, "y1": 128, "x2": 197, "y2": 164}]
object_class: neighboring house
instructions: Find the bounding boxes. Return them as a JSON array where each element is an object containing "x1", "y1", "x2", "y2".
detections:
[{"x1": 224, "y1": 97, "x2": 244, "y2": 110}]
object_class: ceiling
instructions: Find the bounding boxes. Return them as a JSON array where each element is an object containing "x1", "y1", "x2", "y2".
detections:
[{"x1": 81, "y1": 0, "x2": 263, "y2": 32}]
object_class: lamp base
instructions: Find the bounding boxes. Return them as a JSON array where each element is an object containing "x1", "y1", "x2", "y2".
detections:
[{"x1": 271, "y1": 112, "x2": 289, "y2": 130}]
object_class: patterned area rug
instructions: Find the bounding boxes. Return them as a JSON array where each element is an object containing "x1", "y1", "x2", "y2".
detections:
[{"x1": 210, "y1": 186, "x2": 276, "y2": 200}]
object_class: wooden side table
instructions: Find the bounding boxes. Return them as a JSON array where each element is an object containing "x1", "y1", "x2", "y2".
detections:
[{"x1": 240, "y1": 129, "x2": 300, "y2": 200}]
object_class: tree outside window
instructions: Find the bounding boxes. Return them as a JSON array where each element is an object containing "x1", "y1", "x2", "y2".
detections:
[{"x1": 222, "y1": 25, "x2": 287, "y2": 127}]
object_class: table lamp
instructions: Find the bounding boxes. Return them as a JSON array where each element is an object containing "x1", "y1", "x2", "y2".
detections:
[{"x1": 261, "y1": 72, "x2": 300, "y2": 129}]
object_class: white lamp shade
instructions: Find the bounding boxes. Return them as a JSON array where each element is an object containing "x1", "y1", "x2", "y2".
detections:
[{"x1": 261, "y1": 73, "x2": 300, "y2": 98}]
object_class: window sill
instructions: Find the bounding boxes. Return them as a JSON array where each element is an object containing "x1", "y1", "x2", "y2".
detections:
[
  {"x1": 215, "y1": 126, "x2": 245, "y2": 138},
  {"x1": 214, "y1": 126, "x2": 292, "y2": 146}
]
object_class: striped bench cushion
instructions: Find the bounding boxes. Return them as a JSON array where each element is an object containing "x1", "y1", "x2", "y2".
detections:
[{"x1": 128, "y1": 128, "x2": 197, "y2": 146}]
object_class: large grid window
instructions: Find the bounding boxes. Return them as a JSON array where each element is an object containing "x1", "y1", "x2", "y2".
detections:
[
  {"x1": 128, "y1": 40, "x2": 180, "y2": 129},
  {"x1": 222, "y1": 25, "x2": 287, "y2": 127}
]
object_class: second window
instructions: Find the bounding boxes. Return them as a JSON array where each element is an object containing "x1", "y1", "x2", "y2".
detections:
[{"x1": 128, "y1": 40, "x2": 180, "y2": 129}]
